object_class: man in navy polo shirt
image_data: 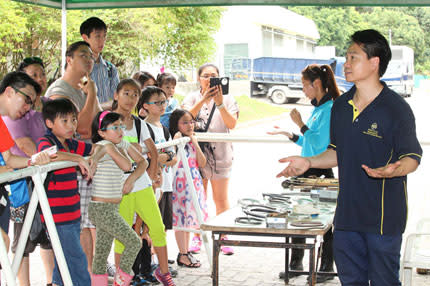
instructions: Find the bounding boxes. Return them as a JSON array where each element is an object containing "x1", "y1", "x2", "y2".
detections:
[{"x1": 277, "y1": 29, "x2": 422, "y2": 286}]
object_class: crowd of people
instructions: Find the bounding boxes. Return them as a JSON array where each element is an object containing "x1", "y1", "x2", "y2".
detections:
[
  {"x1": 0, "y1": 15, "x2": 423, "y2": 286},
  {"x1": 0, "y1": 16, "x2": 239, "y2": 286}
]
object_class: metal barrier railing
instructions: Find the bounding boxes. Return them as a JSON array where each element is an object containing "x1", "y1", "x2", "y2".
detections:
[
  {"x1": 0, "y1": 137, "x2": 197, "y2": 286},
  {"x1": 2, "y1": 132, "x2": 421, "y2": 285}
]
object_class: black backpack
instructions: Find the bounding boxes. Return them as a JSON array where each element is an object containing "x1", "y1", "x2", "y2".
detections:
[
  {"x1": 132, "y1": 115, "x2": 142, "y2": 144},
  {"x1": 145, "y1": 122, "x2": 170, "y2": 143},
  {"x1": 133, "y1": 116, "x2": 170, "y2": 144}
]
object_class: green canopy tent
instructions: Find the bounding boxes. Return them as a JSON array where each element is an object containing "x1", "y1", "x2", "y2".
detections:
[
  {"x1": 14, "y1": 0, "x2": 430, "y2": 9},
  {"x1": 12, "y1": 0, "x2": 430, "y2": 71}
]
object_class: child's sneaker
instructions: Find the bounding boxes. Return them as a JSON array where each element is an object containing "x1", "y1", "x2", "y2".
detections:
[
  {"x1": 169, "y1": 266, "x2": 178, "y2": 278},
  {"x1": 154, "y1": 267, "x2": 176, "y2": 286},
  {"x1": 107, "y1": 262, "x2": 116, "y2": 277},
  {"x1": 189, "y1": 235, "x2": 202, "y2": 254},
  {"x1": 142, "y1": 273, "x2": 160, "y2": 284},
  {"x1": 132, "y1": 275, "x2": 150, "y2": 286},
  {"x1": 220, "y1": 236, "x2": 234, "y2": 255}
]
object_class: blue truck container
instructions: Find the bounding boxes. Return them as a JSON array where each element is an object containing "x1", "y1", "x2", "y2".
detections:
[
  {"x1": 238, "y1": 56, "x2": 352, "y2": 104},
  {"x1": 234, "y1": 49, "x2": 413, "y2": 104}
]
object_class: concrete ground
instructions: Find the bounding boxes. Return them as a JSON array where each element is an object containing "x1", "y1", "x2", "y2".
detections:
[
  {"x1": 170, "y1": 237, "x2": 430, "y2": 285},
  {"x1": 3, "y1": 84, "x2": 430, "y2": 285}
]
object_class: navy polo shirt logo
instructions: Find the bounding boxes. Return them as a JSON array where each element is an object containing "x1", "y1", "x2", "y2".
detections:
[{"x1": 363, "y1": 122, "x2": 382, "y2": 139}]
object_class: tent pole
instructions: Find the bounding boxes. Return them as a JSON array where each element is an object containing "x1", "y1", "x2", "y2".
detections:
[{"x1": 61, "y1": 0, "x2": 67, "y2": 75}]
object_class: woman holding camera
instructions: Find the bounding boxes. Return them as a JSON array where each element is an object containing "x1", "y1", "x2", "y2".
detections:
[{"x1": 182, "y1": 63, "x2": 239, "y2": 255}]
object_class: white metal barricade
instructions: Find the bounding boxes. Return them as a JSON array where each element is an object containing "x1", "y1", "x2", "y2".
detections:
[
  {"x1": 167, "y1": 134, "x2": 292, "y2": 270},
  {"x1": 0, "y1": 134, "x2": 291, "y2": 285},
  {"x1": 0, "y1": 161, "x2": 76, "y2": 286},
  {"x1": 0, "y1": 137, "x2": 201, "y2": 285}
]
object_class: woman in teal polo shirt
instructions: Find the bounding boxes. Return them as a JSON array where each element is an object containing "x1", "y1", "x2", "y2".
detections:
[{"x1": 269, "y1": 64, "x2": 340, "y2": 283}]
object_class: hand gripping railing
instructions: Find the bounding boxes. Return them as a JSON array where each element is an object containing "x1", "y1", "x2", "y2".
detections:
[
  {"x1": 0, "y1": 137, "x2": 200, "y2": 285},
  {"x1": 0, "y1": 134, "x2": 290, "y2": 285},
  {"x1": 0, "y1": 161, "x2": 77, "y2": 286}
]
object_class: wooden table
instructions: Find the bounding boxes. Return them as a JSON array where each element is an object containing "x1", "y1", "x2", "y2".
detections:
[{"x1": 201, "y1": 205, "x2": 335, "y2": 285}]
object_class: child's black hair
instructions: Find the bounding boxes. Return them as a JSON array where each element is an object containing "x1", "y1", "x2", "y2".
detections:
[
  {"x1": 169, "y1": 109, "x2": 195, "y2": 138},
  {"x1": 0, "y1": 71, "x2": 41, "y2": 95},
  {"x1": 132, "y1": 71, "x2": 156, "y2": 88},
  {"x1": 156, "y1": 73, "x2": 177, "y2": 87},
  {"x1": 42, "y1": 98, "x2": 78, "y2": 128},
  {"x1": 136, "y1": 86, "x2": 166, "y2": 114},
  {"x1": 80, "y1": 17, "x2": 107, "y2": 36},
  {"x1": 111, "y1": 78, "x2": 141, "y2": 111},
  {"x1": 91, "y1": 111, "x2": 123, "y2": 143}
]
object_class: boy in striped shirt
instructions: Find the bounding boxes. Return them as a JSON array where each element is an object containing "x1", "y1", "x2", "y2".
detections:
[{"x1": 37, "y1": 98, "x2": 105, "y2": 286}]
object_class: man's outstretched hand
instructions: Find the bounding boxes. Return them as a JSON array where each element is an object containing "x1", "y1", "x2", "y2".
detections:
[
  {"x1": 362, "y1": 161, "x2": 402, "y2": 178},
  {"x1": 277, "y1": 156, "x2": 310, "y2": 178}
]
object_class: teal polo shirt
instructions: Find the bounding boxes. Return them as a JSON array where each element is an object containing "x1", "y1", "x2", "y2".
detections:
[{"x1": 329, "y1": 82, "x2": 422, "y2": 235}]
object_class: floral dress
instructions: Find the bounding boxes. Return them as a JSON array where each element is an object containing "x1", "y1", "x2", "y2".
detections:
[{"x1": 172, "y1": 142, "x2": 208, "y2": 228}]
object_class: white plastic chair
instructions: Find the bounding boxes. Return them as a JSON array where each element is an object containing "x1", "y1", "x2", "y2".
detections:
[{"x1": 401, "y1": 218, "x2": 430, "y2": 286}]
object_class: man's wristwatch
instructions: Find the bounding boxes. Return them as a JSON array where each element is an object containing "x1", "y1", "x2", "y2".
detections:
[
  {"x1": 216, "y1": 103, "x2": 225, "y2": 109},
  {"x1": 165, "y1": 151, "x2": 175, "y2": 162}
]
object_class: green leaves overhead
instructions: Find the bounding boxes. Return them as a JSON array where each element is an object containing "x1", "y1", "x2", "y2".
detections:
[
  {"x1": 289, "y1": 6, "x2": 430, "y2": 73},
  {"x1": 0, "y1": 0, "x2": 223, "y2": 78}
]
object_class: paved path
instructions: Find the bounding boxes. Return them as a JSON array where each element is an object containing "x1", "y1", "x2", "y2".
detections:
[
  {"x1": 167, "y1": 229, "x2": 430, "y2": 285},
  {"x1": 4, "y1": 89, "x2": 430, "y2": 285}
]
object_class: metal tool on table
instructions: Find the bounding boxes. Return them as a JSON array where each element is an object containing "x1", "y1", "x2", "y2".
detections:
[
  {"x1": 282, "y1": 177, "x2": 339, "y2": 189},
  {"x1": 289, "y1": 220, "x2": 325, "y2": 229}
]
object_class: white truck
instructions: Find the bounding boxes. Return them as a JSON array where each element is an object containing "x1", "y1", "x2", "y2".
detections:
[{"x1": 383, "y1": 45, "x2": 414, "y2": 97}]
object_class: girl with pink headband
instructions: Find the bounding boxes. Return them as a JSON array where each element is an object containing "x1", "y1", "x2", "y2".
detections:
[{"x1": 89, "y1": 110, "x2": 147, "y2": 286}]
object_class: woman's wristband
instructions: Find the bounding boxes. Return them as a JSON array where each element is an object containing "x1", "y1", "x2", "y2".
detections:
[
  {"x1": 290, "y1": 133, "x2": 299, "y2": 142},
  {"x1": 300, "y1": 125, "x2": 309, "y2": 134}
]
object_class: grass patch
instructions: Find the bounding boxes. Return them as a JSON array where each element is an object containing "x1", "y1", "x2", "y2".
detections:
[
  {"x1": 175, "y1": 94, "x2": 288, "y2": 123},
  {"x1": 235, "y1": 95, "x2": 287, "y2": 123}
]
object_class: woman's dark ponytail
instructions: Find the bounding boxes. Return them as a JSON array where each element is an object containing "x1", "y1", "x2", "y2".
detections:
[
  {"x1": 320, "y1": 64, "x2": 340, "y2": 100},
  {"x1": 302, "y1": 64, "x2": 340, "y2": 100}
]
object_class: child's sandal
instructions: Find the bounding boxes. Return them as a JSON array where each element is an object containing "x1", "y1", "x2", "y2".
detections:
[{"x1": 176, "y1": 252, "x2": 201, "y2": 268}]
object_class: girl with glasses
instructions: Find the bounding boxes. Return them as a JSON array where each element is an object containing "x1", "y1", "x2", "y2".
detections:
[
  {"x1": 89, "y1": 110, "x2": 147, "y2": 286},
  {"x1": 112, "y1": 79, "x2": 175, "y2": 285}
]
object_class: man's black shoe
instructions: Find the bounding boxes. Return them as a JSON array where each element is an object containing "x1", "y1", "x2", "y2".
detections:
[
  {"x1": 279, "y1": 271, "x2": 302, "y2": 279},
  {"x1": 307, "y1": 273, "x2": 335, "y2": 283}
]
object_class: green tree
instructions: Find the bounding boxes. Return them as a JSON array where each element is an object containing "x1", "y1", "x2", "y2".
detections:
[
  {"x1": 288, "y1": 6, "x2": 430, "y2": 73},
  {"x1": 149, "y1": 7, "x2": 223, "y2": 69},
  {"x1": 0, "y1": 0, "x2": 223, "y2": 78},
  {"x1": 398, "y1": 7, "x2": 430, "y2": 73},
  {"x1": 288, "y1": 6, "x2": 366, "y2": 56},
  {"x1": 0, "y1": 0, "x2": 28, "y2": 76},
  {"x1": 365, "y1": 8, "x2": 425, "y2": 70}
]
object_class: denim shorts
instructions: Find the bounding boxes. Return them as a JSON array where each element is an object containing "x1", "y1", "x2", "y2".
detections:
[
  {"x1": 52, "y1": 221, "x2": 91, "y2": 286},
  {"x1": 78, "y1": 174, "x2": 94, "y2": 229},
  {"x1": 0, "y1": 195, "x2": 10, "y2": 233}
]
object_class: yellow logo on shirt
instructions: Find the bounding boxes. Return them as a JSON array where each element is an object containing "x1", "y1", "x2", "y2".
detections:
[{"x1": 363, "y1": 122, "x2": 382, "y2": 139}]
